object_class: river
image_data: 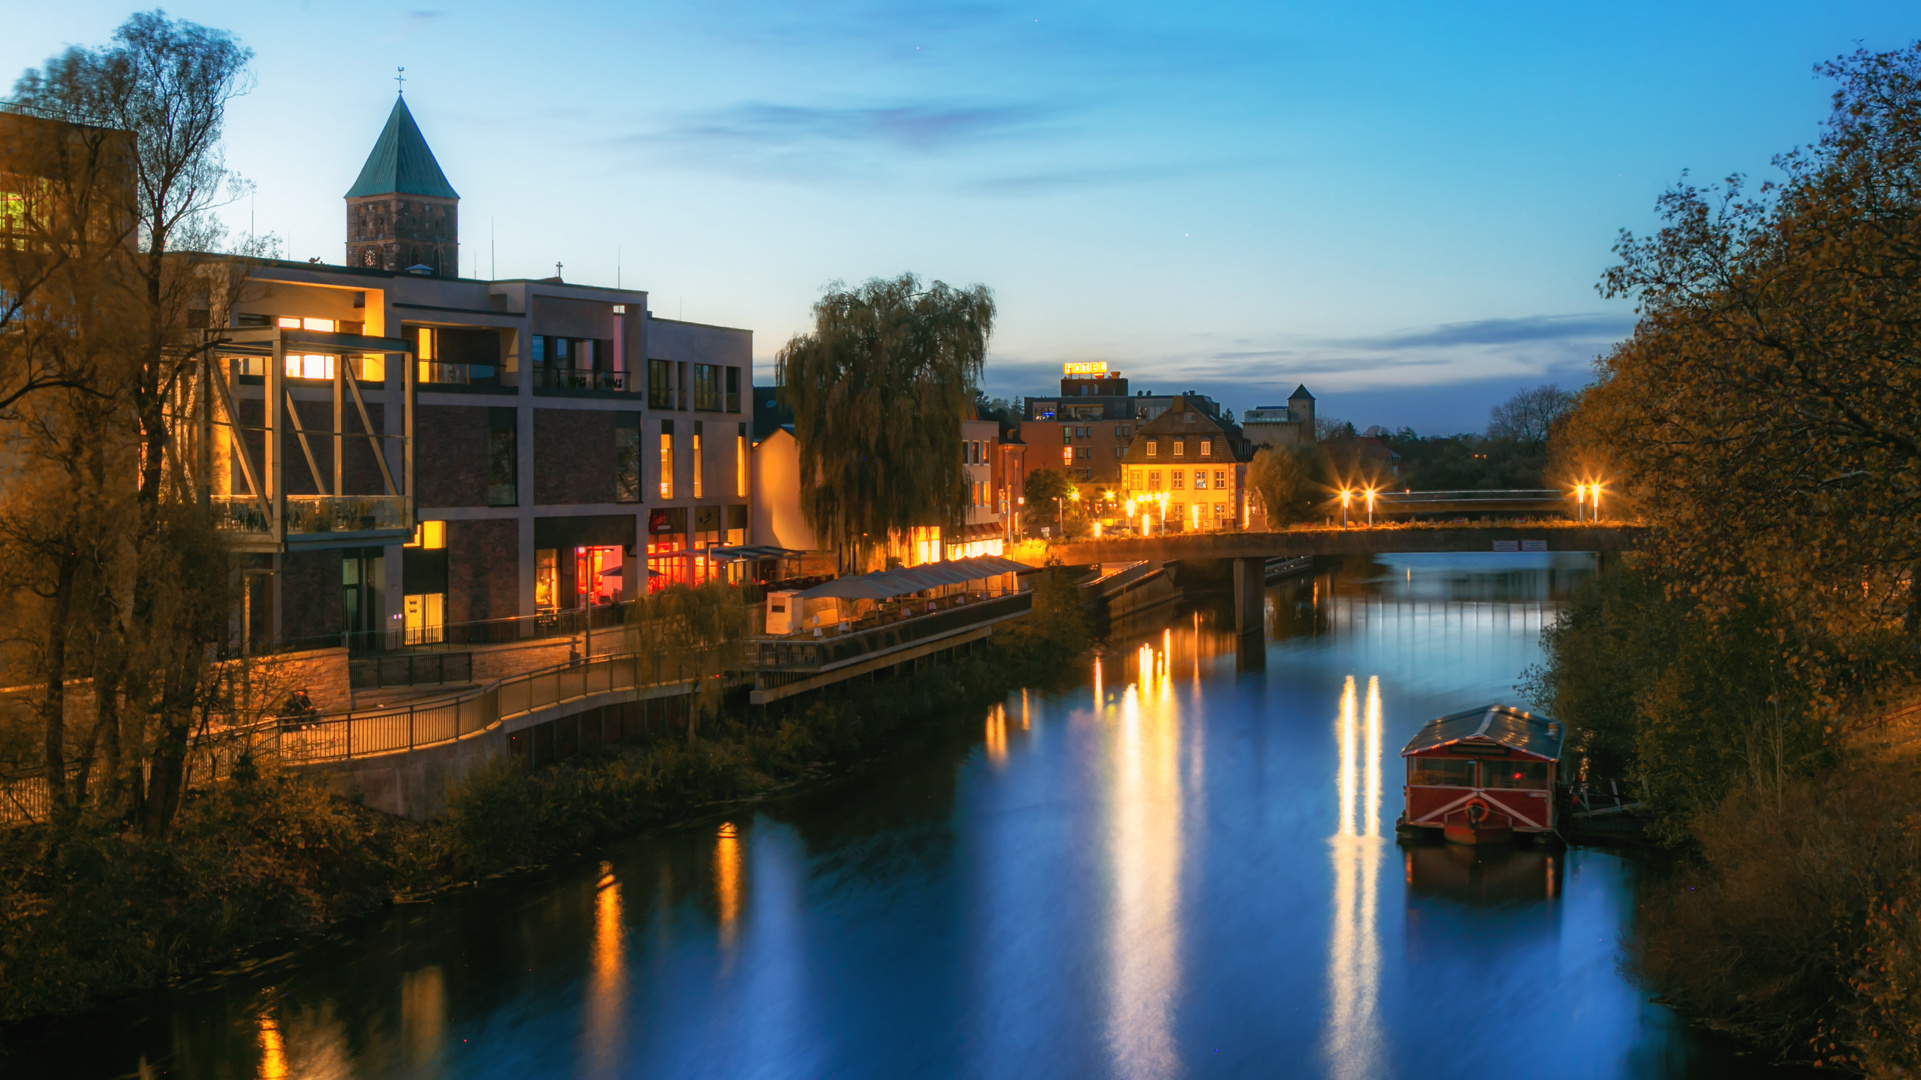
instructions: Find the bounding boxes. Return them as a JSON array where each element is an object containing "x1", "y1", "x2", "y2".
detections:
[{"x1": 10, "y1": 552, "x2": 1798, "y2": 1079}]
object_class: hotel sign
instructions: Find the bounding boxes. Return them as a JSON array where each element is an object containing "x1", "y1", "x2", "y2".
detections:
[{"x1": 1063, "y1": 362, "x2": 1108, "y2": 376}]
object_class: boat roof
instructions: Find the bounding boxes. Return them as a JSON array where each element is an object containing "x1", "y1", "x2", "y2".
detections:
[{"x1": 1400, "y1": 704, "x2": 1562, "y2": 761}]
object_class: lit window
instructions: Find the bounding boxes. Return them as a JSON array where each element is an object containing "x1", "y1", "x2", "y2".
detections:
[
  {"x1": 1173, "y1": 441, "x2": 1185, "y2": 457},
  {"x1": 285, "y1": 354, "x2": 335, "y2": 379},
  {"x1": 353, "y1": 354, "x2": 385, "y2": 382},
  {"x1": 659, "y1": 424, "x2": 675, "y2": 499},
  {"x1": 1149, "y1": 470, "x2": 1161, "y2": 490},
  {"x1": 736, "y1": 426, "x2": 747, "y2": 498},
  {"x1": 1214, "y1": 470, "x2": 1226, "y2": 488},
  {"x1": 303, "y1": 317, "x2": 335, "y2": 332},
  {"x1": 405, "y1": 520, "x2": 446, "y2": 548},
  {"x1": 1172, "y1": 471, "x2": 1184, "y2": 489},
  {"x1": 1200, "y1": 439, "x2": 1212, "y2": 456},
  {"x1": 276, "y1": 316, "x2": 300, "y2": 329},
  {"x1": 1195, "y1": 471, "x2": 1208, "y2": 490},
  {"x1": 1146, "y1": 440, "x2": 1158, "y2": 457}
]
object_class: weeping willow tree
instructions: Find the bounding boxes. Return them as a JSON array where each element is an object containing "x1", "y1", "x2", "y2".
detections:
[
  {"x1": 625, "y1": 581, "x2": 748, "y2": 744},
  {"x1": 776, "y1": 273, "x2": 994, "y2": 571}
]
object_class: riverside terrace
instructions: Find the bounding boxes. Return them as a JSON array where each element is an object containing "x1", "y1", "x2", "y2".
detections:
[{"x1": 1046, "y1": 522, "x2": 1646, "y2": 634}]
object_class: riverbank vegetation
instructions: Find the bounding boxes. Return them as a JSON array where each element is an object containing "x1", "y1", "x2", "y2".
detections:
[
  {"x1": 0, "y1": 567, "x2": 1093, "y2": 1027},
  {"x1": 1530, "y1": 41, "x2": 1921, "y2": 1076}
]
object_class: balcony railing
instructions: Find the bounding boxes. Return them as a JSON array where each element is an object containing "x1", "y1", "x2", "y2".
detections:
[
  {"x1": 531, "y1": 367, "x2": 632, "y2": 392},
  {"x1": 417, "y1": 361, "x2": 500, "y2": 387},
  {"x1": 209, "y1": 495, "x2": 408, "y2": 536},
  {"x1": 753, "y1": 590, "x2": 1032, "y2": 672}
]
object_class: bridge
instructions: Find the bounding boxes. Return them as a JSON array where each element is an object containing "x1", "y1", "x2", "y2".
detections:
[{"x1": 1048, "y1": 522, "x2": 1644, "y2": 636}]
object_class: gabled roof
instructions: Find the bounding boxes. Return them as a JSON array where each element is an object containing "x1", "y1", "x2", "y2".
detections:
[
  {"x1": 1401, "y1": 704, "x2": 1563, "y2": 761},
  {"x1": 1289, "y1": 384, "x2": 1315, "y2": 401},
  {"x1": 345, "y1": 97, "x2": 459, "y2": 200}
]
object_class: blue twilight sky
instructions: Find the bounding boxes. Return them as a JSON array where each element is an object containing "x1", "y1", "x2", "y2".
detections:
[{"x1": 5, "y1": 2, "x2": 1916, "y2": 432}]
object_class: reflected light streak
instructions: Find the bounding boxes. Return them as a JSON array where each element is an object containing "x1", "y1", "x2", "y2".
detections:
[
  {"x1": 256, "y1": 1011, "x2": 288, "y2": 1080},
  {"x1": 1093, "y1": 656, "x2": 1103, "y2": 710},
  {"x1": 985, "y1": 703, "x2": 1008, "y2": 765},
  {"x1": 1106, "y1": 645, "x2": 1183, "y2": 1079},
  {"x1": 1324, "y1": 674, "x2": 1384, "y2": 1080},
  {"x1": 716, "y1": 823, "x2": 743, "y2": 948},
  {"x1": 1021, "y1": 688, "x2": 1031, "y2": 730},
  {"x1": 400, "y1": 965, "x2": 445, "y2": 1069},
  {"x1": 580, "y1": 862, "x2": 625, "y2": 1076}
]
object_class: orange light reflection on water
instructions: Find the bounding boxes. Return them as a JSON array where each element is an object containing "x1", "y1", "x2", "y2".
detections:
[
  {"x1": 1325, "y1": 674, "x2": 1384, "y2": 1080},
  {"x1": 580, "y1": 861, "x2": 625, "y2": 1075},
  {"x1": 715, "y1": 823, "x2": 742, "y2": 948}
]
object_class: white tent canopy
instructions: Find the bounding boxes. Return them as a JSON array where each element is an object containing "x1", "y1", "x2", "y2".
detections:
[{"x1": 794, "y1": 556, "x2": 1034, "y2": 601}]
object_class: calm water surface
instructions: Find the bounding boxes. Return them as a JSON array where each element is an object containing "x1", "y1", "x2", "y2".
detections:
[{"x1": 14, "y1": 553, "x2": 1793, "y2": 1079}]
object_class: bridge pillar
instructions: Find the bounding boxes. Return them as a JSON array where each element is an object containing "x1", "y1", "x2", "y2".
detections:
[{"x1": 1232, "y1": 557, "x2": 1264, "y2": 636}]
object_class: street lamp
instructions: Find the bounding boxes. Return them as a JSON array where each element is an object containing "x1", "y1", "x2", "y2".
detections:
[
  {"x1": 1339, "y1": 487, "x2": 1352, "y2": 528},
  {"x1": 1364, "y1": 486, "x2": 1377, "y2": 527}
]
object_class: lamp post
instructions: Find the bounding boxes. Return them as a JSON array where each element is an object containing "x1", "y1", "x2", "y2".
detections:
[
  {"x1": 1575, "y1": 483, "x2": 1587, "y2": 523},
  {"x1": 1364, "y1": 486, "x2": 1376, "y2": 527},
  {"x1": 1340, "y1": 488, "x2": 1351, "y2": 528}
]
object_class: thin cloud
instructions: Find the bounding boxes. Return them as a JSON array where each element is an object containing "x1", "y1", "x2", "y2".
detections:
[
  {"x1": 658, "y1": 101, "x2": 1056, "y2": 156},
  {"x1": 380, "y1": 10, "x2": 444, "y2": 43},
  {"x1": 1349, "y1": 313, "x2": 1636, "y2": 351},
  {"x1": 964, "y1": 158, "x2": 1271, "y2": 196}
]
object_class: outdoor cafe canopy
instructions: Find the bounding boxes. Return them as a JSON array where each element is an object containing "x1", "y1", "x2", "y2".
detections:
[{"x1": 794, "y1": 556, "x2": 1035, "y2": 602}]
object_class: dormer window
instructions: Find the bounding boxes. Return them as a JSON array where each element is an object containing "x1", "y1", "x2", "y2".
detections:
[
  {"x1": 1200, "y1": 440, "x2": 1212, "y2": 456},
  {"x1": 1146, "y1": 440, "x2": 1158, "y2": 457},
  {"x1": 1173, "y1": 441, "x2": 1185, "y2": 457}
]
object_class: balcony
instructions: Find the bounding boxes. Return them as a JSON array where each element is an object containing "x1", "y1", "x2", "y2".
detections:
[
  {"x1": 417, "y1": 361, "x2": 501, "y2": 388},
  {"x1": 531, "y1": 367, "x2": 632, "y2": 393},
  {"x1": 211, "y1": 495, "x2": 408, "y2": 539}
]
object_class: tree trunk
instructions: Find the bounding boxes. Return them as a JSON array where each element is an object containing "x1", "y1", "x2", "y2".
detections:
[{"x1": 40, "y1": 546, "x2": 80, "y2": 821}]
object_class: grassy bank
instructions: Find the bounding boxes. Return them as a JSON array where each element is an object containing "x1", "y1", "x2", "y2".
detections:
[{"x1": 0, "y1": 569, "x2": 1091, "y2": 1027}]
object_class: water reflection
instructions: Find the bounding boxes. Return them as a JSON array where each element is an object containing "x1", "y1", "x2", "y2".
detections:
[
  {"x1": 1403, "y1": 844, "x2": 1564, "y2": 906},
  {"x1": 400, "y1": 965, "x2": 445, "y2": 1071},
  {"x1": 985, "y1": 703, "x2": 1009, "y2": 765},
  {"x1": 580, "y1": 861, "x2": 625, "y2": 1076},
  {"x1": 1106, "y1": 639, "x2": 1184, "y2": 1079},
  {"x1": 254, "y1": 1011, "x2": 287, "y2": 1080},
  {"x1": 715, "y1": 823, "x2": 742, "y2": 949},
  {"x1": 1325, "y1": 674, "x2": 1385, "y2": 1080}
]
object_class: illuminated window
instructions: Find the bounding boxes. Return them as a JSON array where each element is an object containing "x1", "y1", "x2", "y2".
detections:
[
  {"x1": 1171, "y1": 471, "x2": 1184, "y2": 490},
  {"x1": 285, "y1": 354, "x2": 335, "y2": 379},
  {"x1": 736, "y1": 424, "x2": 747, "y2": 498},
  {"x1": 403, "y1": 592, "x2": 445, "y2": 645},
  {"x1": 416, "y1": 326, "x2": 435, "y2": 382},
  {"x1": 1146, "y1": 440, "x2": 1158, "y2": 457},
  {"x1": 1214, "y1": 470, "x2": 1226, "y2": 488},
  {"x1": 535, "y1": 549, "x2": 558, "y2": 612},
  {"x1": 1200, "y1": 439, "x2": 1212, "y2": 456},
  {"x1": 692, "y1": 421, "x2": 704, "y2": 499},
  {"x1": 404, "y1": 520, "x2": 446, "y2": 548},
  {"x1": 659, "y1": 420, "x2": 675, "y2": 499},
  {"x1": 276, "y1": 316, "x2": 301, "y2": 329},
  {"x1": 1195, "y1": 471, "x2": 1208, "y2": 490},
  {"x1": 1173, "y1": 441, "x2": 1185, "y2": 457},
  {"x1": 353, "y1": 354, "x2": 385, "y2": 382},
  {"x1": 1148, "y1": 470, "x2": 1161, "y2": 490}
]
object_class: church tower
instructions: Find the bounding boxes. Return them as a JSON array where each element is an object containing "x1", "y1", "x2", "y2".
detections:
[{"x1": 345, "y1": 96, "x2": 459, "y2": 275}]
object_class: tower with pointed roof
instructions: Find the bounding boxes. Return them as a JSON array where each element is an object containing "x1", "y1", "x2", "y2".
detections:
[{"x1": 345, "y1": 96, "x2": 459, "y2": 275}]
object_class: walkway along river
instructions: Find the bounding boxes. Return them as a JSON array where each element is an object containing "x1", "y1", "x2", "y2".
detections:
[{"x1": 6, "y1": 552, "x2": 1810, "y2": 1079}]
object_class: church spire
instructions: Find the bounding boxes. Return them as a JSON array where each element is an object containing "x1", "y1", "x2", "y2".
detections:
[
  {"x1": 345, "y1": 97, "x2": 459, "y2": 275},
  {"x1": 345, "y1": 96, "x2": 457, "y2": 200}
]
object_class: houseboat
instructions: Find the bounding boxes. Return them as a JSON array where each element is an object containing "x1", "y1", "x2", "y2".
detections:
[{"x1": 1398, "y1": 704, "x2": 1566, "y2": 845}]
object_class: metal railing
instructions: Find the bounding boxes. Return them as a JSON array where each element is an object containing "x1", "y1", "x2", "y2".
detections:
[
  {"x1": 0, "y1": 648, "x2": 709, "y2": 825},
  {"x1": 753, "y1": 591, "x2": 1031, "y2": 671},
  {"x1": 1372, "y1": 490, "x2": 1565, "y2": 504},
  {"x1": 531, "y1": 368, "x2": 632, "y2": 392},
  {"x1": 209, "y1": 494, "x2": 408, "y2": 536}
]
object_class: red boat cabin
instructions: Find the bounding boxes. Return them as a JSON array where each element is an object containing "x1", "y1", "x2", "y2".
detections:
[{"x1": 1400, "y1": 704, "x2": 1566, "y2": 845}]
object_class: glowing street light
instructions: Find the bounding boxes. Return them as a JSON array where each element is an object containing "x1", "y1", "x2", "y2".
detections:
[
  {"x1": 1363, "y1": 486, "x2": 1377, "y2": 527},
  {"x1": 1339, "y1": 487, "x2": 1352, "y2": 528}
]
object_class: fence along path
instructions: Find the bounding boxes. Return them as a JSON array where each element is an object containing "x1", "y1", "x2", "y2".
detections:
[{"x1": 0, "y1": 650, "x2": 694, "y2": 826}]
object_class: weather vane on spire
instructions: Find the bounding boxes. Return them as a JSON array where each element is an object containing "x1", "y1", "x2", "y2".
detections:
[{"x1": 395, "y1": 66, "x2": 405, "y2": 95}]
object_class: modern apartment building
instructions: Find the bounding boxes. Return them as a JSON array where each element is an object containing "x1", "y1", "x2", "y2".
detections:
[{"x1": 207, "y1": 96, "x2": 753, "y2": 649}]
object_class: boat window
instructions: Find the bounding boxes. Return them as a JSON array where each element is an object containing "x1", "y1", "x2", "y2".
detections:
[
  {"x1": 1407, "y1": 758, "x2": 1476, "y2": 787},
  {"x1": 1482, "y1": 761, "x2": 1552, "y2": 789}
]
